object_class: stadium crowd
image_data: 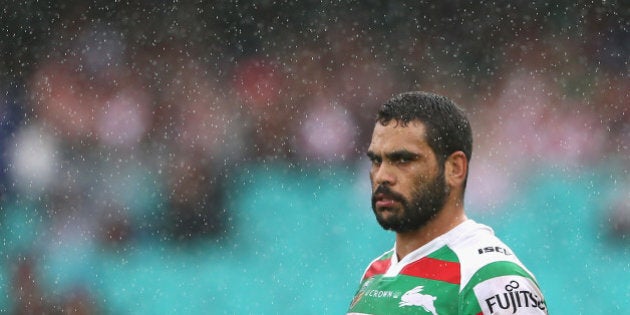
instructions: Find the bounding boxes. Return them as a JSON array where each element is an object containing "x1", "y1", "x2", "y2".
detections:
[{"x1": 1, "y1": 2, "x2": 627, "y2": 313}]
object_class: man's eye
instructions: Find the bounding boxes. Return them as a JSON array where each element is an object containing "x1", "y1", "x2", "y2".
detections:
[{"x1": 368, "y1": 156, "x2": 381, "y2": 165}]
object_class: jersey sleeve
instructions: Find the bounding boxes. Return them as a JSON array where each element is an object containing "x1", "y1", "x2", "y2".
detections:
[{"x1": 459, "y1": 261, "x2": 548, "y2": 314}]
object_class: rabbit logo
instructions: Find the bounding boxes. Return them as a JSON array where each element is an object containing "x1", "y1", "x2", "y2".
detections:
[{"x1": 399, "y1": 286, "x2": 437, "y2": 314}]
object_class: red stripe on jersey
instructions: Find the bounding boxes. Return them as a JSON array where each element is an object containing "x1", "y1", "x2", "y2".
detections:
[
  {"x1": 399, "y1": 257, "x2": 461, "y2": 284},
  {"x1": 362, "y1": 258, "x2": 391, "y2": 280}
]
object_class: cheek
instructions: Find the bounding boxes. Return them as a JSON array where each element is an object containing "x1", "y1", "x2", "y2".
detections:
[
  {"x1": 412, "y1": 164, "x2": 438, "y2": 183},
  {"x1": 402, "y1": 171, "x2": 428, "y2": 193}
]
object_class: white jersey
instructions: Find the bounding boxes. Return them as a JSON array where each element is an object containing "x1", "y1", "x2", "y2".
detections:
[{"x1": 348, "y1": 220, "x2": 548, "y2": 314}]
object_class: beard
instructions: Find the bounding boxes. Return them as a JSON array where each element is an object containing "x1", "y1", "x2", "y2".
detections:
[{"x1": 371, "y1": 169, "x2": 449, "y2": 233}]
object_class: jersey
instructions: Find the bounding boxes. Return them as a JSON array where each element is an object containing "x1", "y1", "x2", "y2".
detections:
[{"x1": 347, "y1": 220, "x2": 547, "y2": 314}]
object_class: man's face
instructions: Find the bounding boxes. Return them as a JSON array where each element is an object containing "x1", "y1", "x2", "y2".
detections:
[{"x1": 367, "y1": 121, "x2": 449, "y2": 233}]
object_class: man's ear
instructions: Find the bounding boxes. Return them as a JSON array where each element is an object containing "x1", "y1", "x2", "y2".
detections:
[{"x1": 444, "y1": 151, "x2": 468, "y2": 189}]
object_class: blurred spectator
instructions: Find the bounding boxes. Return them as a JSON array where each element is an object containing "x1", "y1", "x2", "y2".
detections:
[
  {"x1": 95, "y1": 79, "x2": 151, "y2": 149},
  {"x1": 10, "y1": 255, "x2": 51, "y2": 314},
  {"x1": 607, "y1": 196, "x2": 630, "y2": 242},
  {"x1": 163, "y1": 151, "x2": 228, "y2": 242},
  {"x1": 232, "y1": 56, "x2": 296, "y2": 160},
  {"x1": 29, "y1": 61, "x2": 99, "y2": 143},
  {"x1": 60, "y1": 285, "x2": 99, "y2": 315},
  {"x1": 8, "y1": 124, "x2": 60, "y2": 196},
  {"x1": 294, "y1": 96, "x2": 358, "y2": 163},
  {"x1": 0, "y1": 87, "x2": 22, "y2": 196}
]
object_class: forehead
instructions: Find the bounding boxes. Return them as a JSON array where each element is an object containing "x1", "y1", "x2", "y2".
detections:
[{"x1": 368, "y1": 121, "x2": 429, "y2": 153}]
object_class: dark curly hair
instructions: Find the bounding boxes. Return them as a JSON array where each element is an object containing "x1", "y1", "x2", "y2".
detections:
[{"x1": 377, "y1": 91, "x2": 473, "y2": 187}]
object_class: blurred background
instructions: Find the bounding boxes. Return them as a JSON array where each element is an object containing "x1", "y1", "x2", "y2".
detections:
[{"x1": 1, "y1": 1, "x2": 628, "y2": 314}]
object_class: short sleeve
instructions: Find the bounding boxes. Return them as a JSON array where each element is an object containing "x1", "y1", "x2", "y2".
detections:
[{"x1": 459, "y1": 261, "x2": 548, "y2": 314}]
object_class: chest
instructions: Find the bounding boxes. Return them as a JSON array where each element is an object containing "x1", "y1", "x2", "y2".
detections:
[{"x1": 348, "y1": 274, "x2": 461, "y2": 315}]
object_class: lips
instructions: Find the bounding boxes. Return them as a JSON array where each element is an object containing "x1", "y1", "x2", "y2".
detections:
[{"x1": 374, "y1": 193, "x2": 399, "y2": 208}]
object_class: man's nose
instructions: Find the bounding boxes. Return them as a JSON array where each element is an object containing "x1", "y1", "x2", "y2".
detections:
[{"x1": 372, "y1": 163, "x2": 396, "y2": 186}]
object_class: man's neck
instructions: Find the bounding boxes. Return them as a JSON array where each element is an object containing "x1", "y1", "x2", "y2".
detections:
[{"x1": 395, "y1": 206, "x2": 467, "y2": 261}]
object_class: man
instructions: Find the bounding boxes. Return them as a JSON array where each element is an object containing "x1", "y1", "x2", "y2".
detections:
[{"x1": 347, "y1": 92, "x2": 547, "y2": 314}]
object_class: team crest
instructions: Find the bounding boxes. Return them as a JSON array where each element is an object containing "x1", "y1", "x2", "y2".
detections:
[
  {"x1": 349, "y1": 279, "x2": 372, "y2": 309},
  {"x1": 349, "y1": 291, "x2": 365, "y2": 309},
  {"x1": 399, "y1": 286, "x2": 438, "y2": 315}
]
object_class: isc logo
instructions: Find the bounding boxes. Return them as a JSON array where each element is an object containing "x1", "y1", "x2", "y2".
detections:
[{"x1": 477, "y1": 246, "x2": 512, "y2": 256}]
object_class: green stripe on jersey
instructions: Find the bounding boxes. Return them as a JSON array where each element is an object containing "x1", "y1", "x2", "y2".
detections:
[
  {"x1": 427, "y1": 245, "x2": 459, "y2": 263},
  {"x1": 465, "y1": 261, "x2": 537, "y2": 289},
  {"x1": 378, "y1": 250, "x2": 394, "y2": 260}
]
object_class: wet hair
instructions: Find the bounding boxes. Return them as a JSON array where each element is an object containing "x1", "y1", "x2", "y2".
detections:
[{"x1": 377, "y1": 91, "x2": 473, "y2": 186}]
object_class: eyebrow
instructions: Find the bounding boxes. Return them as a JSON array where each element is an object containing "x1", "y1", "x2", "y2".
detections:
[
  {"x1": 385, "y1": 150, "x2": 420, "y2": 161},
  {"x1": 366, "y1": 150, "x2": 420, "y2": 161}
]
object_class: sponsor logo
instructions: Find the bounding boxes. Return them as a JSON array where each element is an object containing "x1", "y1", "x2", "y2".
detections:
[
  {"x1": 485, "y1": 280, "x2": 546, "y2": 314},
  {"x1": 477, "y1": 246, "x2": 513, "y2": 256},
  {"x1": 349, "y1": 279, "x2": 403, "y2": 309},
  {"x1": 399, "y1": 286, "x2": 437, "y2": 315},
  {"x1": 364, "y1": 289, "x2": 401, "y2": 298}
]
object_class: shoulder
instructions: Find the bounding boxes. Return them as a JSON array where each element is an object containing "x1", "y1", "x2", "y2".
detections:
[
  {"x1": 448, "y1": 221, "x2": 548, "y2": 314},
  {"x1": 446, "y1": 221, "x2": 535, "y2": 285}
]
